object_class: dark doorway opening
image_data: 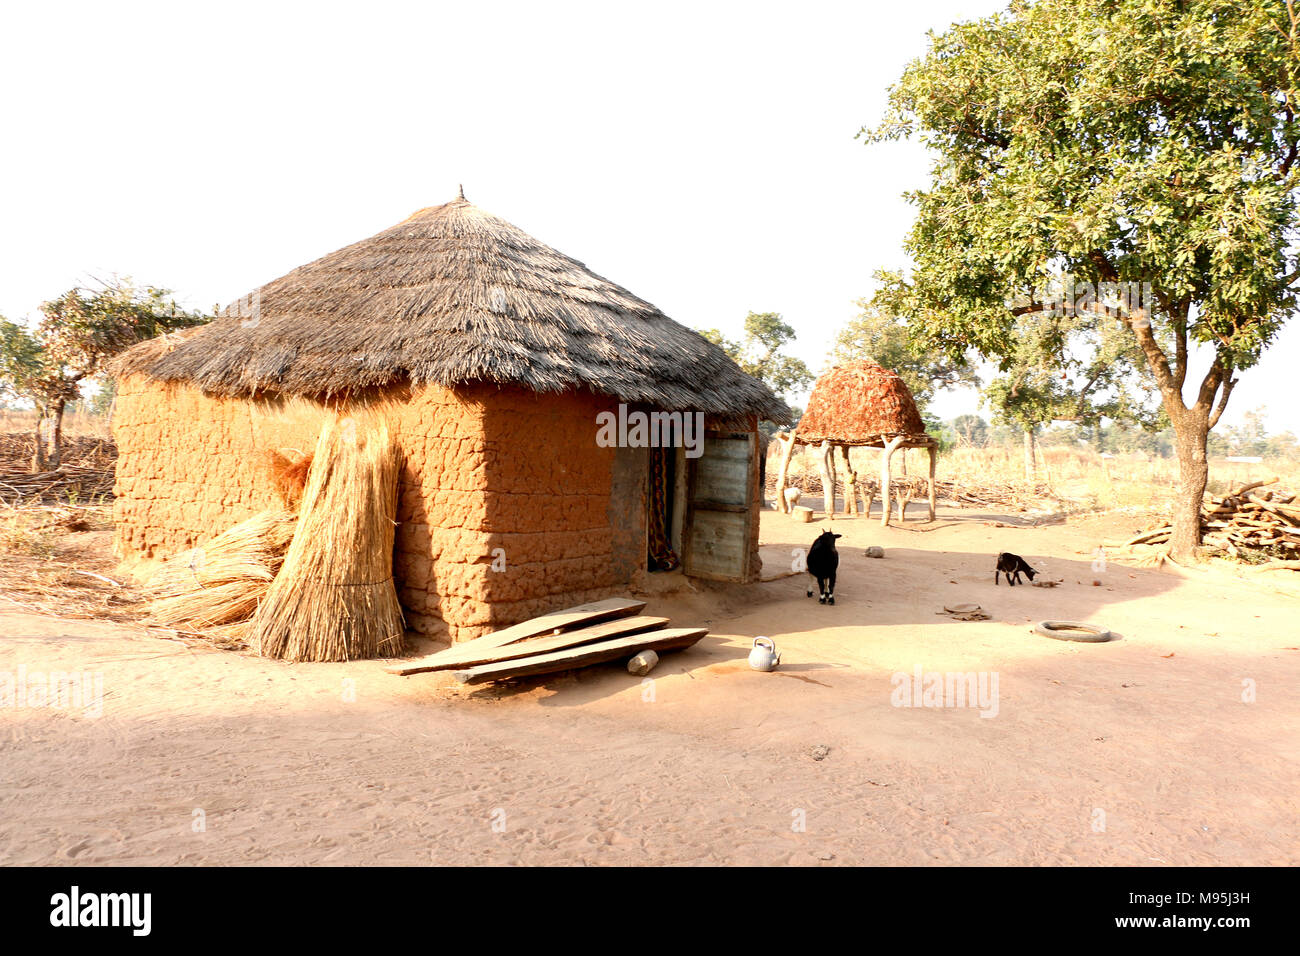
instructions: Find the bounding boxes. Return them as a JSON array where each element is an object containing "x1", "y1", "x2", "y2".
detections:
[{"x1": 647, "y1": 441, "x2": 679, "y2": 572}]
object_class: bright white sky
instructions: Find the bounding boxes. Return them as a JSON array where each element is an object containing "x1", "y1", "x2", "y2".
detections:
[{"x1": 1, "y1": 0, "x2": 1296, "y2": 433}]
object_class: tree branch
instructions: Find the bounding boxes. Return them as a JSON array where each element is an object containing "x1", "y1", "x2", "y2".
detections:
[
  {"x1": 1172, "y1": 308, "x2": 1189, "y2": 390},
  {"x1": 1072, "y1": 367, "x2": 1106, "y2": 418},
  {"x1": 1009, "y1": 302, "x2": 1056, "y2": 317},
  {"x1": 1208, "y1": 374, "x2": 1237, "y2": 429},
  {"x1": 1086, "y1": 249, "x2": 1184, "y2": 410},
  {"x1": 1279, "y1": 105, "x2": 1298, "y2": 180},
  {"x1": 1195, "y1": 361, "x2": 1226, "y2": 415},
  {"x1": 1127, "y1": 309, "x2": 1182, "y2": 411}
]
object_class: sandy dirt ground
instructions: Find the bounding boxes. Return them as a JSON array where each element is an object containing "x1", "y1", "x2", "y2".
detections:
[{"x1": 1, "y1": 503, "x2": 1297, "y2": 866}]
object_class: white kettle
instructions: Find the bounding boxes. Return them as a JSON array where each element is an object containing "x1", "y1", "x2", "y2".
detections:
[{"x1": 748, "y1": 637, "x2": 781, "y2": 672}]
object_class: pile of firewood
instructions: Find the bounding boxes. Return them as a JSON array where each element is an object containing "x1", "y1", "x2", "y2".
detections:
[
  {"x1": 0, "y1": 465, "x2": 116, "y2": 504},
  {"x1": 1121, "y1": 480, "x2": 1300, "y2": 566},
  {"x1": 0, "y1": 433, "x2": 118, "y2": 504},
  {"x1": 933, "y1": 479, "x2": 1053, "y2": 509},
  {"x1": 0, "y1": 433, "x2": 117, "y2": 470},
  {"x1": 766, "y1": 471, "x2": 1052, "y2": 511}
]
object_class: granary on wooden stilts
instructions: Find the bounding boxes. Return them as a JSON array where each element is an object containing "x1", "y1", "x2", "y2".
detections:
[{"x1": 773, "y1": 360, "x2": 936, "y2": 525}]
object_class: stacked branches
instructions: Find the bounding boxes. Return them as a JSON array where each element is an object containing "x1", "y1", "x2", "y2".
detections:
[{"x1": 1121, "y1": 480, "x2": 1300, "y2": 565}]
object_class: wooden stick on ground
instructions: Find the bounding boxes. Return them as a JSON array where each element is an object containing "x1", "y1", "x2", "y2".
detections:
[
  {"x1": 386, "y1": 597, "x2": 649, "y2": 674},
  {"x1": 452, "y1": 628, "x2": 708, "y2": 685},
  {"x1": 388, "y1": 614, "x2": 667, "y2": 675}
]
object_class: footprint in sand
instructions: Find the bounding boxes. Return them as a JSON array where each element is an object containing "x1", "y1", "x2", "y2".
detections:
[{"x1": 61, "y1": 838, "x2": 93, "y2": 859}]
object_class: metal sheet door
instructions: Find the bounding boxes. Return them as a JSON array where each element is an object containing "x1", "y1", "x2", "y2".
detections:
[{"x1": 682, "y1": 432, "x2": 755, "y2": 582}]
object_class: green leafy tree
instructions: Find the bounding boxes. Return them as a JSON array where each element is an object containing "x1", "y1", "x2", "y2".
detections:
[
  {"x1": 863, "y1": 0, "x2": 1300, "y2": 557},
  {"x1": 1263, "y1": 430, "x2": 1300, "y2": 460},
  {"x1": 949, "y1": 413, "x2": 990, "y2": 448},
  {"x1": 1217, "y1": 405, "x2": 1272, "y2": 456},
  {"x1": 86, "y1": 379, "x2": 118, "y2": 418},
  {"x1": 0, "y1": 280, "x2": 207, "y2": 470},
  {"x1": 0, "y1": 317, "x2": 45, "y2": 404},
  {"x1": 830, "y1": 300, "x2": 979, "y2": 414},
  {"x1": 700, "y1": 312, "x2": 811, "y2": 421},
  {"x1": 0, "y1": 316, "x2": 66, "y2": 468},
  {"x1": 975, "y1": 303, "x2": 1161, "y2": 476}
]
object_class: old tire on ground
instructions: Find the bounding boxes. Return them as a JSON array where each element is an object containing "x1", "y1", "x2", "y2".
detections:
[{"x1": 1035, "y1": 620, "x2": 1112, "y2": 642}]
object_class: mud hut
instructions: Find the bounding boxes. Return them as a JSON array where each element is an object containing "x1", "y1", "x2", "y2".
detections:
[
  {"x1": 773, "y1": 360, "x2": 935, "y2": 525},
  {"x1": 111, "y1": 194, "x2": 788, "y2": 641}
]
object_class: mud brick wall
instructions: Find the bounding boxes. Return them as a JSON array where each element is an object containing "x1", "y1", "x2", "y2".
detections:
[
  {"x1": 387, "y1": 384, "x2": 497, "y2": 640},
  {"x1": 113, "y1": 378, "x2": 648, "y2": 643},
  {"x1": 464, "y1": 385, "x2": 647, "y2": 640},
  {"x1": 385, "y1": 383, "x2": 644, "y2": 641},
  {"x1": 111, "y1": 376, "x2": 319, "y2": 558}
]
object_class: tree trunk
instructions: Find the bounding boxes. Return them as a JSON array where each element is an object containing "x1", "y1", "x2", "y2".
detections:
[
  {"x1": 1170, "y1": 410, "x2": 1210, "y2": 560},
  {"x1": 30, "y1": 413, "x2": 47, "y2": 473},
  {"x1": 47, "y1": 399, "x2": 66, "y2": 470},
  {"x1": 1022, "y1": 428, "x2": 1036, "y2": 481}
]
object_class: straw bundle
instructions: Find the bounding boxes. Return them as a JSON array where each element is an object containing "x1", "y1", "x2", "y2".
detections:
[
  {"x1": 252, "y1": 416, "x2": 404, "y2": 662},
  {"x1": 145, "y1": 509, "x2": 298, "y2": 631}
]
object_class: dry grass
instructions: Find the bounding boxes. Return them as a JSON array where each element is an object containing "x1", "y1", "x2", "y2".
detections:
[
  {"x1": 265, "y1": 450, "x2": 313, "y2": 510},
  {"x1": 252, "y1": 413, "x2": 405, "y2": 662},
  {"x1": 144, "y1": 510, "x2": 298, "y2": 635},
  {"x1": 941, "y1": 445, "x2": 1300, "y2": 513},
  {"x1": 0, "y1": 409, "x2": 113, "y2": 440},
  {"x1": 767, "y1": 442, "x2": 1300, "y2": 520},
  {"x1": 0, "y1": 503, "x2": 143, "y2": 622},
  {"x1": 794, "y1": 360, "x2": 926, "y2": 445}
]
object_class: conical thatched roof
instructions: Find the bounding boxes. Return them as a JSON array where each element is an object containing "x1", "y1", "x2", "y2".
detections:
[
  {"x1": 793, "y1": 360, "x2": 927, "y2": 445},
  {"x1": 115, "y1": 197, "x2": 789, "y2": 420}
]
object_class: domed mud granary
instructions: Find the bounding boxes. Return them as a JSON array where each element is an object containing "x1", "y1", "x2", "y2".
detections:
[
  {"x1": 773, "y1": 360, "x2": 936, "y2": 526},
  {"x1": 111, "y1": 194, "x2": 789, "y2": 641},
  {"x1": 793, "y1": 361, "x2": 926, "y2": 444}
]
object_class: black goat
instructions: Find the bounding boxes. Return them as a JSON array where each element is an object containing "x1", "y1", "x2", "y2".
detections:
[
  {"x1": 995, "y1": 552, "x2": 1038, "y2": 586},
  {"x1": 806, "y1": 530, "x2": 841, "y2": 604}
]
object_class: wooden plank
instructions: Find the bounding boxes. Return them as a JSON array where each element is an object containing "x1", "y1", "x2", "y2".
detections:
[
  {"x1": 453, "y1": 628, "x2": 708, "y2": 685},
  {"x1": 384, "y1": 597, "x2": 646, "y2": 675},
  {"x1": 385, "y1": 616, "x2": 669, "y2": 674}
]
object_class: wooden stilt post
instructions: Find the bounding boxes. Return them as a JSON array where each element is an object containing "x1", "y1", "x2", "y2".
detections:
[
  {"x1": 816, "y1": 440, "x2": 836, "y2": 519},
  {"x1": 880, "y1": 436, "x2": 905, "y2": 527},
  {"x1": 927, "y1": 442, "x2": 937, "y2": 522},
  {"x1": 840, "y1": 444, "x2": 857, "y2": 516},
  {"x1": 775, "y1": 431, "x2": 798, "y2": 513}
]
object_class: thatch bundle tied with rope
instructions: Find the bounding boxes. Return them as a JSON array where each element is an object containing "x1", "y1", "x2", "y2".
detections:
[{"x1": 252, "y1": 414, "x2": 404, "y2": 662}]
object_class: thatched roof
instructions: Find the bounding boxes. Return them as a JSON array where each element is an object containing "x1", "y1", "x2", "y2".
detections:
[
  {"x1": 793, "y1": 360, "x2": 927, "y2": 446},
  {"x1": 114, "y1": 196, "x2": 788, "y2": 421}
]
